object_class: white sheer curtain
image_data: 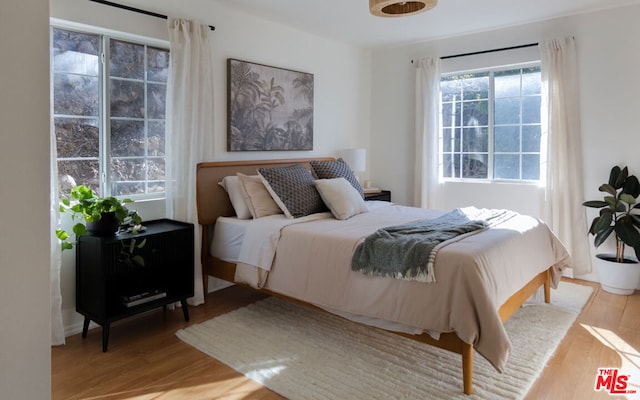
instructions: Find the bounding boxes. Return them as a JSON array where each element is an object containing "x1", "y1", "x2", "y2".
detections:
[
  {"x1": 50, "y1": 124, "x2": 65, "y2": 345},
  {"x1": 414, "y1": 57, "x2": 441, "y2": 208},
  {"x1": 540, "y1": 37, "x2": 591, "y2": 275},
  {"x1": 166, "y1": 18, "x2": 215, "y2": 305}
]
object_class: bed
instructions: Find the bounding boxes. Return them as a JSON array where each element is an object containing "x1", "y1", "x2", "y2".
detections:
[{"x1": 195, "y1": 157, "x2": 572, "y2": 395}]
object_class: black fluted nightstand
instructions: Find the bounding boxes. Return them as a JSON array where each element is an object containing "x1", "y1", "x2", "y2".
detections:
[
  {"x1": 76, "y1": 219, "x2": 194, "y2": 351},
  {"x1": 364, "y1": 190, "x2": 391, "y2": 202}
]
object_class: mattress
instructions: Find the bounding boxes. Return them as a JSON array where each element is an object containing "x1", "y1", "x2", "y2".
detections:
[{"x1": 210, "y1": 216, "x2": 253, "y2": 262}]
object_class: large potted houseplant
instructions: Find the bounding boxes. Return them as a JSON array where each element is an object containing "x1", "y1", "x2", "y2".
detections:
[
  {"x1": 583, "y1": 165, "x2": 640, "y2": 295},
  {"x1": 56, "y1": 184, "x2": 145, "y2": 266}
]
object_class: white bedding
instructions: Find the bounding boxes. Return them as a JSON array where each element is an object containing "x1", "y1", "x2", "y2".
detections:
[
  {"x1": 214, "y1": 202, "x2": 572, "y2": 372},
  {"x1": 211, "y1": 217, "x2": 252, "y2": 262}
]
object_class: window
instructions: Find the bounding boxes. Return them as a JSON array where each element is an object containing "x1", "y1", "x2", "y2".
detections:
[
  {"x1": 440, "y1": 64, "x2": 542, "y2": 181},
  {"x1": 52, "y1": 27, "x2": 169, "y2": 198}
]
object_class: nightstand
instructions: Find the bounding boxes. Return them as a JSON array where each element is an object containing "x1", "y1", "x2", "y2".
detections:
[
  {"x1": 76, "y1": 218, "x2": 194, "y2": 351},
  {"x1": 364, "y1": 190, "x2": 391, "y2": 202}
]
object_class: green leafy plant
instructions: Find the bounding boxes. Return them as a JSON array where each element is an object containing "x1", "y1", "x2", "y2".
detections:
[
  {"x1": 56, "y1": 185, "x2": 145, "y2": 265},
  {"x1": 583, "y1": 165, "x2": 640, "y2": 263}
]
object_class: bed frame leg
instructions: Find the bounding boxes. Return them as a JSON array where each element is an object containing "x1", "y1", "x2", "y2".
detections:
[
  {"x1": 544, "y1": 269, "x2": 551, "y2": 304},
  {"x1": 203, "y1": 273, "x2": 209, "y2": 296},
  {"x1": 201, "y1": 225, "x2": 209, "y2": 297},
  {"x1": 462, "y1": 343, "x2": 473, "y2": 395}
]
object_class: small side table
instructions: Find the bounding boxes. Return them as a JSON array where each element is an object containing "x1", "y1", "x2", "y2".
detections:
[
  {"x1": 364, "y1": 190, "x2": 391, "y2": 202},
  {"x1": 76, "y1": 218, "x2": 194, "y2": 351}
]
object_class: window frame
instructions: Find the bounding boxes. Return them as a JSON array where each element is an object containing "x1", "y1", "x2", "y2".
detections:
[
  {"x1": 439, "y1": 61, "x2": 543, "y2": 184},
  {"x1": 51, "y1": 20, "x2": 170, "y2": 200}
]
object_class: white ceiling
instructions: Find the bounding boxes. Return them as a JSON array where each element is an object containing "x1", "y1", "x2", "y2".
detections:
[{"x1": 206, "y1": 0, "x2": 640, "y2": 48}]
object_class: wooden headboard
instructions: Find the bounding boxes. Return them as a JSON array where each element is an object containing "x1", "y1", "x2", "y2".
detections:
[{"x1": 195, "y1": 157, "x2": 334, "y2": 226}]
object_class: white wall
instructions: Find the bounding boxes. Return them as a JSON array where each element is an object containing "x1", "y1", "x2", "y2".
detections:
[
  {"x1": 370, "y1": 4, "x2": 640, "y2": 283},
  {"x1": 0, "y1": 1, "x2": 52, "y2": 399},
  {"x1": 50, "y1": 0, "x2": 372, "y2": 335}
]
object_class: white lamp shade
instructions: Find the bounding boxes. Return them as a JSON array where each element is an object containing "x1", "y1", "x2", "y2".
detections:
[{"x1": 342, "y1": 148, "x2": 366, "y2": 172}]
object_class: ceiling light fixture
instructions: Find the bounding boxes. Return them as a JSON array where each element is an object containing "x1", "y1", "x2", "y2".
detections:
[{"x1": 369, "y1": 0, "x2": 437, "y2": 17}]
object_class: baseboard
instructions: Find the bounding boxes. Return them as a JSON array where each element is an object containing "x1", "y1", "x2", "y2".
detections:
[{"x1": 65, "y1": 319, "x2": 99, "y2": 337}]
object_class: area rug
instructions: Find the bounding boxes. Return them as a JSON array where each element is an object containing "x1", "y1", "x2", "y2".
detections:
[{"x1": 176, "y1": 281, "x2": 592, "y2": 399}]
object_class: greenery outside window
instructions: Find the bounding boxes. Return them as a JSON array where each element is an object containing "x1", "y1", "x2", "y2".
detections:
[
  {"x1": 440, "y1": 63, "x2": 542, "y2": 181},
  {"x1": 52, "y1": 26, "x2": 169, "y2": 199}
]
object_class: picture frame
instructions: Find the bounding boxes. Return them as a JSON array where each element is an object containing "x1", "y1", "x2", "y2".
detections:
[{"x1": 227, "y1": 58, "x2": 314, "y2": 151}]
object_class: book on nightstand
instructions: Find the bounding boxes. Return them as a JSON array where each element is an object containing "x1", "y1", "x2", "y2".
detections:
[
  {"x1": 122, "y1": 289, "x2": 167, "y2": 307},
  {"x1": 363, "y1": 187, "x2": 382, "y2": 194}
]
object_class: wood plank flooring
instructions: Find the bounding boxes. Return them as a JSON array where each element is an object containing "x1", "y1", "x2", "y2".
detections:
[{"x1": 52, "y1": 278, "x2": 639, "y2": 399}]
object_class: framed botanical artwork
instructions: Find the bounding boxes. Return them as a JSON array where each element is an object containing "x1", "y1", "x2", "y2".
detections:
[{"x1": 227, "y1": 58, "x2": 314, "y2": 151}]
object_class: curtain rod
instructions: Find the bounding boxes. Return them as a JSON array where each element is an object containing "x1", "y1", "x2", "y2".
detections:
[
  {"x1": 88, "y1": 0, "x2": 215, "y2": 31},
  {"x1": 442, "y1": 42, "x2": 538, "y2": 59},
  {"x1": 411, "y1": 42, "x2": 538, "y2": 63}
]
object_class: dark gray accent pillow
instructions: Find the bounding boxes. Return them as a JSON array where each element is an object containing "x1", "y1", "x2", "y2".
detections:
[
  {"x1": 258, "y1": 164, "x2": 328, "y2": 218},
  {"x1": 310, "y1": 158, "x2": 364, "y2": 198}
]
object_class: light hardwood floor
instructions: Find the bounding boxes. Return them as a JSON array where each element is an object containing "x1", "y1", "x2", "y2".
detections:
[{"x1": 52, "y1": 278, "x2": 639, "y2": 399}]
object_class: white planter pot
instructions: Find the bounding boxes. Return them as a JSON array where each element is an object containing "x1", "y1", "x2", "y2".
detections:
[{"x1": 594, "y1": 253, "x2": 640, "y2": 295}]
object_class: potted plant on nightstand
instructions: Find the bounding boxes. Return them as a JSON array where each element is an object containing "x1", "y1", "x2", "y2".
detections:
[
  {"x1": 55, "y1": 184, "x2": 145, "y2": 266},
  {"x1": 583, "y1": 165, "x2": 640, "y2": 295}
]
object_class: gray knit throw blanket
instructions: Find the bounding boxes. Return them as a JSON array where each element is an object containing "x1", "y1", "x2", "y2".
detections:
[{"x1": 351, "y1": 208, "x2": 491, "y2": 282}]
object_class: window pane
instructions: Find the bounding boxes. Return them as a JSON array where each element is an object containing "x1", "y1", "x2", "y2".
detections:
[
  {"x1": 495, "y1": 71, "x2": 520, "y2": 98},
  {"x1": 494, "y1": 154, "x2": 520, "y2": 179},
  {"x1": 110, "y1": 39, "x2": 144, "y2": 79},
  {"x1": 522, "y1": 68, "x2": 541, "y2": 95},
  {"x1": 148, "y1": 121, "x2": 166, "y2": 156},
  {"x1": 110, "y1": 79, "x2": 144, "y2": 118},
  {"x1": 147, "y1": 83, "x2": 167, "y2": 119},
  {"x1": 522, "y1": 95, "x2": 541, "y2": 124},
  {"x1": 522, "y1": 125, "x2": 541, "y2": 152},
  {"x1": 148, "y1": 181, "x2": 165, "y2": 194},
  {"x1": 147, "y1": 158, "x2": 165, "y2": 180},
  {"x1": 463, "y1": 100, "x2": 488, "y2": 126},
  {"x1": 461, "y1": 154, "x2": 488, "y2": 179},
  {"x1": 52, "y1": 29, "x2": 99, "y2": 75},
  {"x1": 522, "y1": 154, "x2": 540, "y2": 180},
  {"x1": 441, "y1": 76, "x2": 463, "y2": 101},
  {"x1": 443, "y1": 154, "x2": 452, "y2": 178},
  {"x1": 494, "y1": 126, "x2": 520, "y2": 152},
  {"x1": 494, "y1": 97, "x2": 520, "y2": 125},
  {"x1": 443, "y1": 154, "x2": 460, "y2": 178},
  {"x1": 442, "y1": 128, "x2": 453, "y2": 152},
  {"x1": 111, "y1": 158, "x2": 145, "y2": 182},
  {"x1": 55, "y1": 118, "x2": 99, "y2": 158},
  {"x1": 112, "y1": 182, "x2": 145, "y2": 196},
  {"x1": 53, "y1": 74, "x2": 99, "y2": 116},
  {"x1": 441, "y1": 102, "x2": 461, "y2": 127},
  {"x1": 57, "y1": 159, "x2": 100, "y2": 196},
  {"x1": 462, "y1": 127, "x2": 488, "y2": 152},
  {"x1": 462, "y1": 73, "x2": 489, "y2": 100},
  {"x1": 110, "y1": 120, "x2": 144, "y2": 157},
  {"x1": 147, "y1": 47, "x2": 169, "y2": 83}
]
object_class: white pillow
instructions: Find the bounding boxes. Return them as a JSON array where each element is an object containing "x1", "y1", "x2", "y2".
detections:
[
  {"x1": 218, "y1": 176, "x2": 252, "y2": 219},
  {"x1": 236, "y1": 173, "x2": 283, "y2": 218},
  {"x1": 314, "y1": 177, "x2": 368, "y2": 220}
]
